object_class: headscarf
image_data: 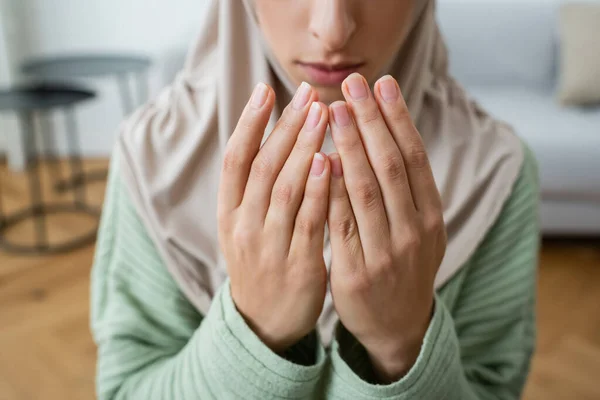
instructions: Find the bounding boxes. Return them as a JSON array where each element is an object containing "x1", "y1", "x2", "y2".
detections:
[{"x1": 118, "y1": 0, "x2": 524, "y2": 345}]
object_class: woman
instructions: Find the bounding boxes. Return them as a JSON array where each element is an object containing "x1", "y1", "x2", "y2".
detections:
[{"x1": 91, "y1": 0, "x2": 539, "y2": 398}]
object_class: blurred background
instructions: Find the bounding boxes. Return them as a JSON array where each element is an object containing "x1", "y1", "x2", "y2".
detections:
[{"x1": 0, "y1": 0, "x2": 598, "y2": 399}]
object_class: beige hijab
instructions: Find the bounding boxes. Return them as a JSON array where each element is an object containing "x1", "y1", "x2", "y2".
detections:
[{"x1": 118, "y1": 0, "x2": 524, "y2": 344}]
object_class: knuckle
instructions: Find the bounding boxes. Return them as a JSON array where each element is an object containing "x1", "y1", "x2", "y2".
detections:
[
  {"x1": 402, "y1": 228, "x2": 422, "y2": 250},
  {"x1": 425, "y1": 213, "x2": 445, "y2": 235},
  {"x1": 331, "y1": 216, "x2": 357, "y2": 243},
  {"x1": 346, "y1": 274, "x2": 371, "y2": 294},
  {"x1": 426, "y1": 213, "x2": 448, "y2": 249},
  {"x1": 295, "y1": 217, "x2": 318, "y2": 237},
  {"x1": 222, "y1": 145, "x2": 245, "y2": 173},
  {"x1": 280, "y1": 104, "x2": 294, "y2": 120},
  {"x1": 239, "y1": 109, "x2": 261, "y2": 130},
  {"x1": 304, "y1": 181, "x2": 324, "y2": 200},
  {"x1": 372, "y1": 252, "x2": 394, "y2": 271},
  {"x1": 330, "y1": 188, "x2": 348, "y2": 200},
  {"x1": 277, "y1": 116, "x2": 298, "y2": 134},
  {"x1": 293, "y1": 135, "x2": 313, "y2": 154},
  {"x1": 250, "y1": 154, "x2": 275, "y2": 182},
  {"x1": 390, "y1": 107, "x2": 412, "y2": 124},
  {"x1": 355, "y1": 180, "x2": 381, "y2": 210},
  {"x1": 335, "y1": 131, "x2": 362, "y2": 152},
  {"x1": 405, "y1": 145, "x2": 429, "y2": 170},
  {"x1": 232, "y1": 225, "x2": 256, "y2": 246},
  {"x1": 379, "y1": 152, "x2": 406, "y2": 181},
  {"x1": 357, "y1": 105, "x2": 381, "y2": 126},
  {"x1": 272, "y1": 183, "x2": 294, "y2": 207},
  {"x1": 330, "y1": 180, "x2": 349, "y2": 199},
  {"x1": 238, "y1": 117, "x2": 253, "y2": 132}
]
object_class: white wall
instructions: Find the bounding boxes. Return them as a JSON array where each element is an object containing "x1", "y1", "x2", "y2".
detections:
[
  {"x1": 0, "y1": 0, "x2": 26, "y2": 169},
  {"x1": 5, "y1": 0, "x2": 208, "y2": 164},
  {"x1": 0, "y1": 4, "x2": 11, "y2": 156}
]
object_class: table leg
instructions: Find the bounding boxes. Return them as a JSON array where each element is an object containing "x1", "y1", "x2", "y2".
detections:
[
  {"x1": 64, "y1": 107, "x2": 86, "y2": 206},
  {"x1": 38, "y1": 111, "x2": 64, "y2": 189},
  {"x1": 117, "y1": 73, "x2": 134, "y2": 115},
  {"x1": 19, "y1": 111, "x2": 48, "y2": 250}
]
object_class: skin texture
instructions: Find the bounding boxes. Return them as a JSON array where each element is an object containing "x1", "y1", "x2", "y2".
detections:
[
  {"x1": 218, "y1": 1, "x2": 447, "y2": 384},
  {"x1": 253, "y1": 0, "x2": 413, "y2": 104}
]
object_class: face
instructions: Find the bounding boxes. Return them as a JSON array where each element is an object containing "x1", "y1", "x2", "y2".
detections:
[{"x1": 253, "y1": 0, "x2": 414, "y2": 104}]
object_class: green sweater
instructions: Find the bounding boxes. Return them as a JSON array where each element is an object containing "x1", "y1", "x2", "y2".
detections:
[{"x1": 91, "y1": 146, "x2": 539, "y2": 400}]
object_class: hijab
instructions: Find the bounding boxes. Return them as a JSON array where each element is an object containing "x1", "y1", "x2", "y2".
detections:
[{"x1": 118, "y1": 0, "x2": 524, "y2": 345}]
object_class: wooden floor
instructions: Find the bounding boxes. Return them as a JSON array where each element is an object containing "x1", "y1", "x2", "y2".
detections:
[{"x1": 0, "y1": 159, "x2": 599, "y2": 400}]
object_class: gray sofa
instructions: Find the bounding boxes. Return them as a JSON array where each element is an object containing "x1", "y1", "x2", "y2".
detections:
[{"x1": 438, "y1": 0, "x2": 600, "y2": 235}]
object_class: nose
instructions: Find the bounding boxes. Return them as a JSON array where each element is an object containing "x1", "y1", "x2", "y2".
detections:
[{"x1": 309, "y1": 0, "x2": 357, "y2": 52}]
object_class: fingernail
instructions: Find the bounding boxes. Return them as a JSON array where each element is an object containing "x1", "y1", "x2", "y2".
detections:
[
  {"x1": 346, "y1": 73, "x2": 368, "y2": 101},
  {"x1": 293, "y1": 82, "x2": 312, "y2": 110},
  {"x1": 305, "y1": 102, "x2": 322, "y2": 130},
  {"x1": 331, "y1": 103, "x2": 351, "y2": 127},
  {"x1": 329, "y1": 153, "x2": 343, "y2": 177},
  {"x1": 379, "y1": 76, "x2": 399, "y2": 103},
  {"x1": 251, "y1": 83, "x2": 268, "y2": 108},
  {"x1": 310, "y1": 153, "x2": 325, "y2": 176}
]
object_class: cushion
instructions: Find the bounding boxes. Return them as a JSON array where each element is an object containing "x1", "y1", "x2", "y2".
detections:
[
  {"x1": 558, "y1": 3, "x2": 600, "y2": 105},
  {"x1": 466, "y1": 86, "x2": 600, "y2": 198}
]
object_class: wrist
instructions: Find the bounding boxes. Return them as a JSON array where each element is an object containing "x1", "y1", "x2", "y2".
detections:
[
  {"x1": 230, "y1": 290, "x2": 296, "y2": 353},
  {"x1": 364, "y1": 303, "x2": 434, "y2": 383},
  {"x1": 365, "y1": 335, "x2": 423, "y2": 383}
]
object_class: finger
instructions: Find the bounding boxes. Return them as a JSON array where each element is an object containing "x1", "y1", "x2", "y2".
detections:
[
  {"x1": 374, "y1": 75, "x2": 442, "y2": 214},
  {"x1": 266, "y1": 102, "x2": 329, "y2": 248},
  {"x1": 290, "y1": 153, "x2": 331, "y2": 256},
  {"x1": 328, "y1": 102, "x2": 390, "y2": 253},
  {"x1": 219, "y1": 82, "x2": 274, "y2": 213},
  {"x1": 326, "y1": 153, "x2": 363, "y2": 265},
  {"x1": 341, "y1": 72, "x2": 416, "y2": 227},
  {"x1": 243, "y1": 82, "x2": 319, "y2": 221}
]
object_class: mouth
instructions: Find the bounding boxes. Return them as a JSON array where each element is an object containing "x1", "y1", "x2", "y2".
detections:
[{"x1": 296, "y1": 61, "x2": 366, "y2": 86}]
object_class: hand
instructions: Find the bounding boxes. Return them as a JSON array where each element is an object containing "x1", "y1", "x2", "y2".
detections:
[
  {"x1": 218, "y1": 82, "x2": 331, "y2": 353},
  {"x1": 327, "y1": 74, "x2": 447, "y2": 382}
]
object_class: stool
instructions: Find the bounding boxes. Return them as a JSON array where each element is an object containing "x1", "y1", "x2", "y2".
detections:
[
  {"x1": 0, "y1": 84, "x2": 99, "y2": 254},
  {"x1": 22, "y1": 54, "x2": 152, "y2": 190}
]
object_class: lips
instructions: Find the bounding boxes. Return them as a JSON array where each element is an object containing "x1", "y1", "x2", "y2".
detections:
[
  {"x1": 297, "y1": 61, "x2": 365, "y2": 86},
  {"x1": 301, "y1": 62, "x2": 364, "y2": 71}
]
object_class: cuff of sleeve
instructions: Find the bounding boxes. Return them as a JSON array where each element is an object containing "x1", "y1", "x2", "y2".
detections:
[
  {"x1": 281, "y1": 330, "x2": 321, "y2": 366},
  {"x1": 327, "y1": 295, "x2": 461, "y2": 399},
  {"x1": 201, "y1": 280, "x2": 326, "y2": 399}
]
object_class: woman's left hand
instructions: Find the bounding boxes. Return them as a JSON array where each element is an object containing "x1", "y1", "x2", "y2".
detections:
[{"x1": 327, "y1": 73, "x2": 447, "y2": 383}]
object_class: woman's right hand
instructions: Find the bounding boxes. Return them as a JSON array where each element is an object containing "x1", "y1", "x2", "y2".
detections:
[{"x1": 217, "y1": 82, "x2": 331, "y2": 352}]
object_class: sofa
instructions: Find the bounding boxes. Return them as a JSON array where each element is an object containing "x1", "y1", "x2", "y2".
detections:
[{"x1": 437, "y1": 0, "x2": 600, "y2": 235}]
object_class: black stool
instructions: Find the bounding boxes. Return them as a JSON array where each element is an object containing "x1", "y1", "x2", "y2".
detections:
[
  {"x1": 22, "y1": 54, "x2": 152, "y2": 190},
  {"x1": 0, "y1": 84, "x2": 99, "y2": 254}
]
